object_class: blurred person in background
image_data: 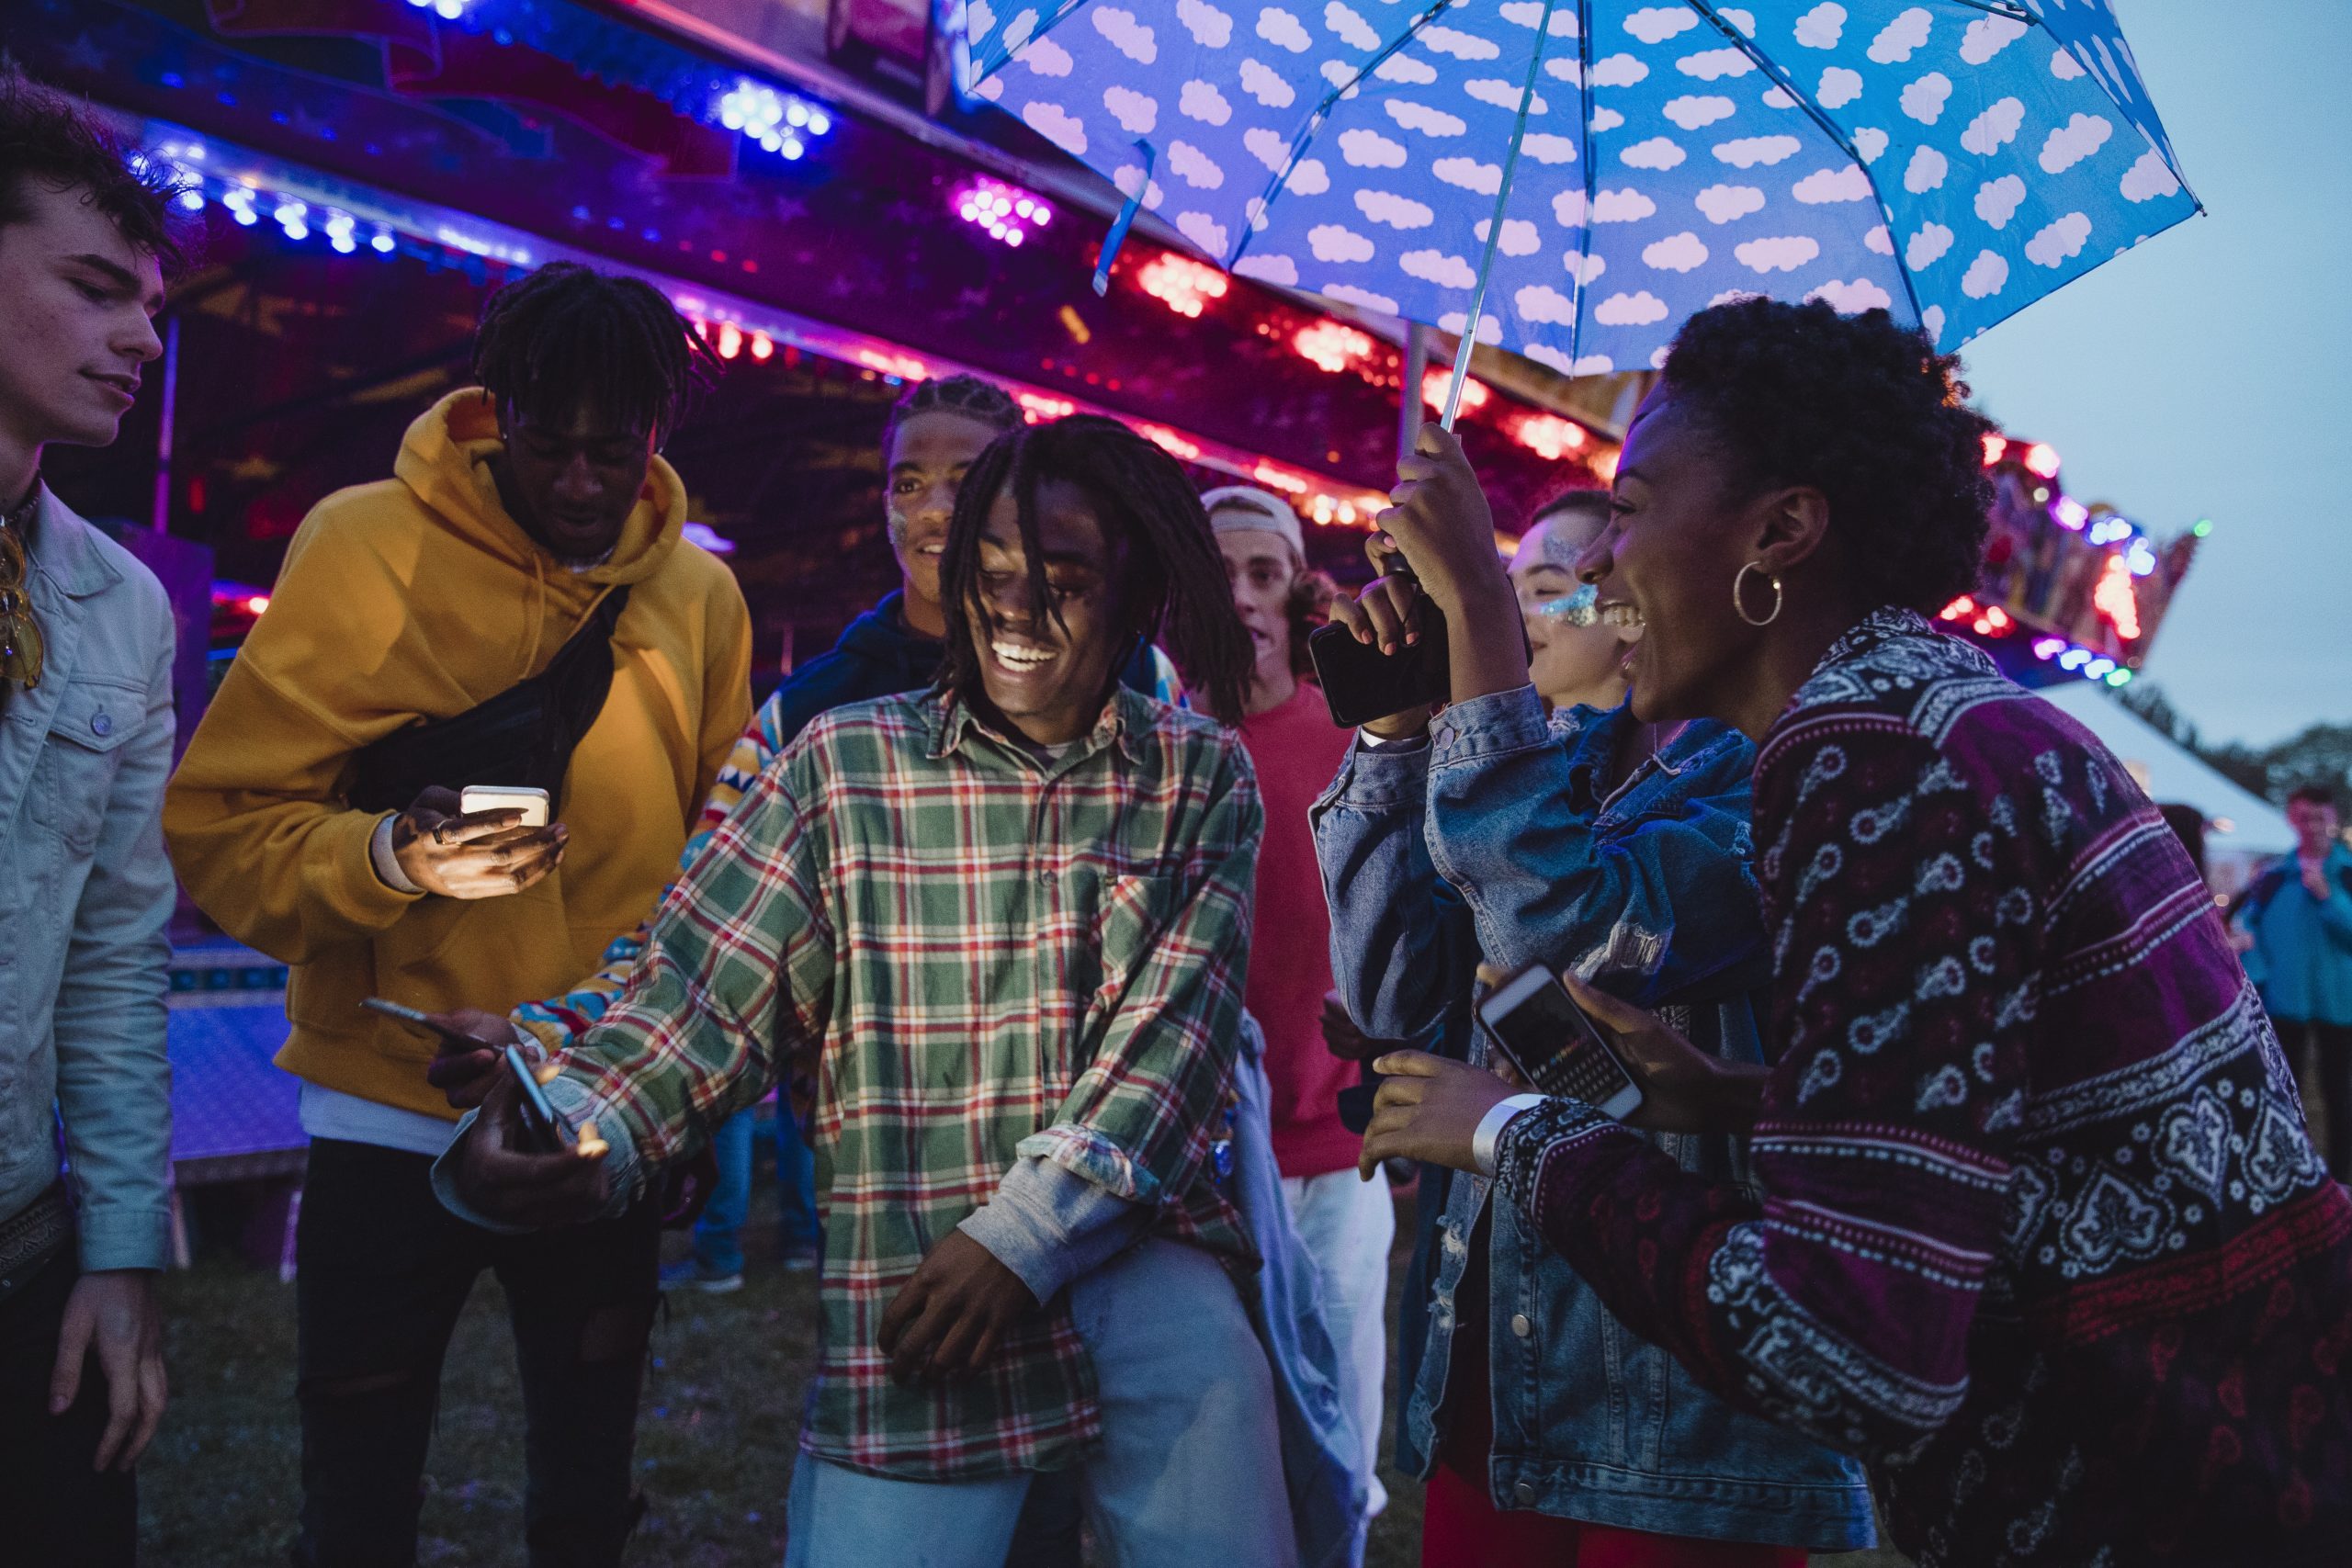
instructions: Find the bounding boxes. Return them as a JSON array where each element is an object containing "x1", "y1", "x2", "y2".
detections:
[
  {"x1": 1204, "y1": 483, "x2": 1390, "y2": 1529},
  {"x1": 0, "y1": 66, "x2": 181, "y2": 1565},
  {"x1": 2235, "y1": 784, "x2": 2352, "y2": 1179},
  {"x1": 1360, "y1": 297, "x2": 2352, "y2": 1563},
  {"x1": 164, "y1": 262, "x2": 753, "y2": 1568},
  {"x1": 1315, "y1": 470, "x2": 1871, "y2": 1565}
]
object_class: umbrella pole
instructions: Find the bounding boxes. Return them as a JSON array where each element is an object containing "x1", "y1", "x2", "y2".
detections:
[
  {"x1": 1436, "y1": 0, "x2": 1563, "y2": 432},
  {"x1": 1398, "y1": 322, "x2": 1430, "y2": 462}
]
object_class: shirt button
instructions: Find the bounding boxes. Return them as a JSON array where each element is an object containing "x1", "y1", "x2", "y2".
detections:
[
  {"x1": 1513, "y1": 1482, "x2": 1537, "y2": 1507},
  {"x1": 91, "y1": 713, "x2": 112, "y2": 737},
  {"x1": 1510, "y1": 1313, "x2": 1532, "y2": 1338},
  {"x1": 1037, "y1": 867, "x2": 1057, "y2": 887}
]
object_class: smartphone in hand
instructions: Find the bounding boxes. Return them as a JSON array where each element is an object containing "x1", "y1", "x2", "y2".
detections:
[
  {"x1": 1476, "y1": 964, "x2": 1644, "y2": 1121},
  {"x1": 1308, "y1": 605, "x2": 1451, "y2": 730},
  {"x1": 459, "y1": 785, "x2": 551, "y2": 828},
  {"x1": 504, "y1": 1043, "x2": 574, "y2": 1155}
]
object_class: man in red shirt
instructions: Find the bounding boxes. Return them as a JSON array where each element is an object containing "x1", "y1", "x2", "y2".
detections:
[{"x1": 1205, "y1": 485, "x2": 1393, "y2": 1518}]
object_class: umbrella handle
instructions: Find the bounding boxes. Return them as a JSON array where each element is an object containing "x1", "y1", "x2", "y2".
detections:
[{"x1": 1436, "y1": 0, "x2": 1566, "y2": 431}]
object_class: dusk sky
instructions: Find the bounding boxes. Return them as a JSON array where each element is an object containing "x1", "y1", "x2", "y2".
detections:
[{"x1": 1959, "y1": 0, "x2": 2352, "y2": 748}]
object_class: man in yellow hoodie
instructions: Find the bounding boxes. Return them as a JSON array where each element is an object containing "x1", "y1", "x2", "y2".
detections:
[{"x1": 164, "y1": 263, "x2": 752, "y2": 1568}]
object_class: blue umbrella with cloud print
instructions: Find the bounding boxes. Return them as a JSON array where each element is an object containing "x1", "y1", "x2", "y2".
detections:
[{"x1": 966, "y1": 0, "x2": 2198, "y2": 423}]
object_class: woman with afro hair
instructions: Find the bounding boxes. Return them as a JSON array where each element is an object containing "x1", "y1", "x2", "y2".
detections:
[{"x1": 1351, "y1": 297, "x2": 2352, "y2": 1564}]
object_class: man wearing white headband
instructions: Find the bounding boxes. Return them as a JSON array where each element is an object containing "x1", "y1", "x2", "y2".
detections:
[{"x1": 1205, "y1": 483, "x2": 1396, "y2": 1529}]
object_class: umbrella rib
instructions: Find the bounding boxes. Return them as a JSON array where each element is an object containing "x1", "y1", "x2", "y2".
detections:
[
  {"x1": 1566, "y1": 0, "x2": 1597, "y2": 382},
  {"x1": 1227, "y1": 0, "x2": 1459, "y2": 271},
  {"x1": 1680, "y1": 0, "x2": 1958, "y2": 333},
  {"x1": 1438, "y1": 0, "x2": 1565, "y2": 426}
]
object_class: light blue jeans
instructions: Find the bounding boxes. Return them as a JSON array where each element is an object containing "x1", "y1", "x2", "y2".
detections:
[
  {"x1": 694, "y1": 1098, "x2": 821, "y2": 1277},
  {"x1": 782, "y1": 1238, "x2": 1297, "y2": 1568}
]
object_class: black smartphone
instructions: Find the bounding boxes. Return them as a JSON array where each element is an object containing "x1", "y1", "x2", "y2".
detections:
[
  {"x1": 504, "y1": 1043, "x2": 574, "y2": 1155},
  {"x1": 1308, "y1": 603, "x2": 1451, "y2": 729},
  {"x1": 1336, "y1": 1061, "x2": 1385, "y2": 1135},
  {"x1": 1476, "y1": 964, "x2": 1644, "y2": 1120}
]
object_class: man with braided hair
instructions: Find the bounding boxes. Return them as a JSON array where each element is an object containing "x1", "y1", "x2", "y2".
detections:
[
  {"x1": 164, "y1": 261, "x2": 752, "y2": 1566},
  {"x1": 442, "y1": 414, "x2": 1324, "y2": 1566}
]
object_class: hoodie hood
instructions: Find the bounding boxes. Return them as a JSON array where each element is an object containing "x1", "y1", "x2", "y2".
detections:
[
  {"x1": 836, "y1": 590, "x2": 946, "y2": 683},
  {"x1": 391, "y1": 388, "x2": 686, "y2": 587}
]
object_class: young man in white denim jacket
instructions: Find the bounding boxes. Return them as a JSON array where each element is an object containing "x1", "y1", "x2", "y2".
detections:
[{"x1": 0, "y1": 69, "x2": 181, "y2": 1563}]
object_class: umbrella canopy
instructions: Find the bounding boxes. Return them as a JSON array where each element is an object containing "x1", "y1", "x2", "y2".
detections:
[{"x1": 968, "y1": 0, "x2": 2197, "y2": 388}]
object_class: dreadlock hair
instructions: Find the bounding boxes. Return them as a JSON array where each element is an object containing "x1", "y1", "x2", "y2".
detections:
[
  {"x1": 0, "y1": 63, "x2": 188, "y2": 268},
  {"x1": 471, "y1": 262, "x2": 720, "y2": 445},
  {"x1": 939, "y1": 414, "x2": 1255, "y2": 727},
  {"x1": 884, "y1": 373, "x2": 1023, "y2": 454}
]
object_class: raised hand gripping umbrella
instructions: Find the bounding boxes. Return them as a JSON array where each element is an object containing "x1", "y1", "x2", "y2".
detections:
[{"x1": 967, "y1": 0, "x2": 2197, "y2": 425}]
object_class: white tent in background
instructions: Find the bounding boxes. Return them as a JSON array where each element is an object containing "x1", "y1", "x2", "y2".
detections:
[{"x1": 2036, "y1": 682, "x2": 2294, "y2": 891}]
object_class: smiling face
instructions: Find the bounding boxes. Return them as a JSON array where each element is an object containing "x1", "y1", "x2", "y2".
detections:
[
  {"x1": 497, "y1": 401, "x2": 656, "y2": 564},
  {"x1": 1571, "y1": 393, "x2": 1769, "y2": 725},
  {"x1": 888, "y1": 409, "x2": 1005, "y2": 634},
  {"x1": 1513, "y1": 508, "x2": 1633, "y2": 712},
  {"x1": 0, "y1": 179, "x2": 166, "y2": 490},
  {"x1": 966, "y1": 477, "x2": 1127, "y2": 746},
  {"x1": 1216, "y1": 525, "x2": 1298, "y2": 691}
]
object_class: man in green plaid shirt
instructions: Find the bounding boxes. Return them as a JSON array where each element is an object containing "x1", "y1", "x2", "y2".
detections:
[{"x1": 444, "y1": 417, "x2": 1304, "y2": 1566}]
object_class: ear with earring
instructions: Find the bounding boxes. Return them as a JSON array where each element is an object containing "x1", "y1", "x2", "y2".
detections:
[{"x1": 1733, "y1": 561, "x2": 1782, "y2": 628}]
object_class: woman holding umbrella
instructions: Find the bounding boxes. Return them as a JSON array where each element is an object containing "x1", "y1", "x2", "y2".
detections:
[{"x1": 1353, "y1": 297, "x2": 2352, "y2": 1564}]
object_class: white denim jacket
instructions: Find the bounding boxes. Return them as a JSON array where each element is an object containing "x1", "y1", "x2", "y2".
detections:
[{"x1": 0, "y1": 488, "x2": 176, "y2": 1270}]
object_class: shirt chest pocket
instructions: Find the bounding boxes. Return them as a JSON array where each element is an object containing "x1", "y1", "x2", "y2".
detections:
[{"x1": 29, "y1": 677, "x2": 142, "y2": 853}]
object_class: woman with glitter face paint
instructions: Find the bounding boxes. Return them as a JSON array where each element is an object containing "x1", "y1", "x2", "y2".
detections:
[{"x1": 1510, "y1": 492, "x2": 1636, "y2": 719}]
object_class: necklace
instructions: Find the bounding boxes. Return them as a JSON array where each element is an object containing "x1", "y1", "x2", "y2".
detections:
[{"x1": 0, "y1": 483, "x2": 46, "y2": 692}]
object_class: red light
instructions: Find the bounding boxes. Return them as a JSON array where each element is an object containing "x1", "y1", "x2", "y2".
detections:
[
  {"x1": 1136, "y1": 423, "x2": 1203, "y2": 461},
  {"x1": 717, "y1": 323, "x2": 742, "y2": 360},
  {"x1": 1513, "y1": 412, "x2": 1588, "y2": 459},
  {"x1": 749, "y1": 331, "x2": 774, "y2": 361},
  {"x1": 1982, "y1": 434, "x2": 2007, "y2": 467},
  {"x1": 1016, "y1": 391, "x2": 1076, "y2": 424},
  {"x1": 1293, "y1": 321, "x2": 1374, "y2": 375},
  {"x1": 1938, "y1": 595, "x2": 1976, "y2": 621},
  {"x1": 1136, "y1": 253, "x2": 1229, "y2": 319},
  {"x1": 2093, "y1": 555, "x2": 2142, "y2": 639},
  {"x1": 245, "y1": 594, "x2": 270, "y2": 615},
  {"x1": 2022, "y1": 442, "x2": 2061, "y2": 479},
  {"x1": 1423, "y1": 367, "x2": 1489, "y2": 413}
]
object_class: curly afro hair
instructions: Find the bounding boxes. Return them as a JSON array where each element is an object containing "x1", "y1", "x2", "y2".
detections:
[{"x1": 1659, "y1": 298, "x2": 1995, "y2": 613}]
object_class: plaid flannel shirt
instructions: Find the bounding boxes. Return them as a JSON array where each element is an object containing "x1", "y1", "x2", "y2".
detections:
[{"x1": 552, "y1": 685, "x2": 1261, "y2": 1479}]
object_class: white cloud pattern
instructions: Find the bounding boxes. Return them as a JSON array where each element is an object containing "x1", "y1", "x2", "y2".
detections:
[
  {"x1": 1623, "y1": 6, "x2": 1697, "y2": 45},
  {"x1": 1355, "y1": 189, "x2": 1435, "y2": 229},
  {"x1": 1678, "y1": 50, "x2": 1754, "y2": 82},
  {"x1": 1337, "y1": 128, "x2": 1407, "y2": 167},
  {"x1": 1180, "y1": 80, "x2": 1233, "y2": 124},
  {"x1": 1515, "y1": 284, "x2": 1577, "y2": 325},
  {"x1": 1168, "y1": 141, "x2": 1226, "y2": 188},
  {"x1": 1961, "y1": 250, "x2": 2008, "y2": 298},
  {"x1": 1904, "y1": 145, "x2": 1948, "y2": 194},
  {"x1": 1961, "y1": 97, "x2": 2024, "y2": 156},
  {"x1": 1974, "y1": 175, "x2": 2025, "y2": 229},
  {"x1": 1473, "y1": 218, "x2": 1543, "y2": 255},
  {"x1": 1713, "y1": 135, "x2": 1802, "y2": 168},
  {"x1": 1323, "y1": 1, "x2": 1378, "y2": 51},
  {"x1": 2120, "y1": 150, "x2": 2181, "y2": 203},
  {"x1": 1021, "y1": 101, "x2": 1087, "y2": 152},
  {"x1": 1643, "y1": 231, "x2": 1709, "y2": 272},
  {"x1": 1254, "y1": 6, "x2": 1310, "y2": 53},
  {"x1": 1178, "y1": 0, "x2": 1233, "y2": 47},
  {"x1": 1901, "y1": 72, "x2": 1952, "y2": 125},
  {"x1": 1694, "y1": 183, "x2": 1766, "y2": 223},
  {"x1": 1400, "y1": 249, "x2": 1478, "y2": 288},
  {"x1": 1519, "y1": 133, "x2": 1578, "y2": 164},
  {"x1": 1622, "y1": 137, "x2": 1687, "y2": 170},
  {"x1": 2023, "y1": 210, "x2": 2090, "y2": 266},
  {"x1": 1960, "y1": 15, "x2": 2027, "y2": 65},
  {"x1": 1792, "y1": 165, "x2": 1871, "y2": 204},
  {"x1": 1816, "y1": 67, "x2": 1862, "y2": 108},
  {"x1": 1794, "y1": 3, "x2": 1844, "y2": 50},
  {"x1": 1905, "y1": 222, "x2": 1952, "y2": 268},
  {"x1": 1091, "y1": 6, "x2": 1158, "y2": 62},
  {"x1": 1594, "y1": 289, "x2": 1669, "y2": 325},
  {"x1": 1307, "y1": 223, "x2": 1374, "y2": 263},
  {"x1": 1735, "y1": 235, "x2": 1821, "y2": 273},
  {"x1": 1432, "y1": 157, "x2": 1503, "y2": 195},
  {"x1": 2039, "y1": 113, "x2": 2112, "y2": 174},
  {"x1": 1386, "y1": 100, "x2": 1466, "y2": 137},
  {"x1": 1663, "y1": 95, "x2": 1736, "y2": 130},
  {"x1": 1866, "y1": 7, "x2": 1930, "y2": 64},
  {"x1": 1807, "y1": 277, "x2": 1893, "y2": 312},
  {"x1": 1238, "y1": 58, "x2": 1296, "y2": 106},
  {"x1": 1592, "y1": 187, "x2": 1657, "y2": 221},
  {"x1": 1176, "y1": 210, "x2": 1229, "y2": 254},
  {"x1": 1102, "y1": 85, "x2": 1157, "y2": 133}
]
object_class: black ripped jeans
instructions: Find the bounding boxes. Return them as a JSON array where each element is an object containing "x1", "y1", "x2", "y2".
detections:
[{"x1": 291, "y1": 1138, "x2": 660, "y2": 1568}]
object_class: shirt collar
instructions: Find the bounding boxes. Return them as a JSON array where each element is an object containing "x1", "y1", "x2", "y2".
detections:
[{"x1": 925, "y1": 685, "x2": 1147, "y2": 771}]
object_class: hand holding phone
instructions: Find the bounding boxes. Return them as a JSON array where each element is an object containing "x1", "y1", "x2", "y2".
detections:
[{"x1": 1476, "y1": 964, "x2": 1645, "y2": 1122}]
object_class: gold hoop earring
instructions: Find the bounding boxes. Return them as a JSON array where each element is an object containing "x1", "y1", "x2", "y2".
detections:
[{"x1": 1733, "y1": 561, "x2": 1783, "y2": 627}]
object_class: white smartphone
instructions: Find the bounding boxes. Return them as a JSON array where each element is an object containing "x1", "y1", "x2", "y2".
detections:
[
  {"x1": 1476, "y1": 964, "x2": 1645, "y2": 1121},
  {"x1": 459, "y1": 785, "x2": 550, "y2": 828}
]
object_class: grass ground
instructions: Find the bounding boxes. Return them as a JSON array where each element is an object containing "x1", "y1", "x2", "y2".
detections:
[{"x1": 142, "y1": 1179, "x2": 1911, "y2": 1566}]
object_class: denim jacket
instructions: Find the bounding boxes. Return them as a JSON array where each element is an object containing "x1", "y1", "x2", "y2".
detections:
[
  {"x1": 1310, "y1": 686, "x2": 1873, "y2": 1550},
  {"x1": 0, "y1": 489, "x2": 177, "y2": 1269}
]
